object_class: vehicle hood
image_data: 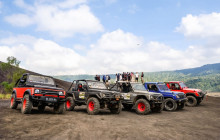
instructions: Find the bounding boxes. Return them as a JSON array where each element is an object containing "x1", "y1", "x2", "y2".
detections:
[
  {"x1": 183, "y1": 88, "x2": 201, "y2": 92},
  {"x1": 135, "y1": 90, "x2": 163, "y2": 96},
  {"x1": 161, "y1": 90, "x2": 184, "y2": 95},
  {"x1": 34, "y1": 85, "x2": 63, "y2": 90},
  {"x1": 89, "y1": 89, "x2": 120, "y2": 94}
]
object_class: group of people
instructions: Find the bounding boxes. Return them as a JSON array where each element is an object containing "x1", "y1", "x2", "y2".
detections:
[
  {"x1": 115, "y1": 72, "x2": 144, "y2": 83},
  {"x1": 94, "y1": 72, "x2": 145, "y2": 83},
  {"x1": 94, "y1": 75, "x2": 111, "y2": 83}
]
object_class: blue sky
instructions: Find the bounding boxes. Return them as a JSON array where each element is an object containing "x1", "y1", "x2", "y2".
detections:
[{"x1": 0, "y1": 0, "x2": 220, "y2": 75}]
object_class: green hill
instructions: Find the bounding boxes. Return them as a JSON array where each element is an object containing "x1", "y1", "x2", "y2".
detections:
[{"x1": 54, "y1": 63, "x2": 220, "y2": 92}]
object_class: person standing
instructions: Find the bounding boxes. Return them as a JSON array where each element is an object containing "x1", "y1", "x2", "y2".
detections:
[
  {"x1": 128, "y1": 72, "x2": 131, "y2": 81},
  {"x1": 103, "y1": 75, "x2": 106, "y2": 83},
  {"x1": 135, "y1": 72, "x2": 139, "y2": 82},
  {"x1": 141, "y1": 72, "x2": 144, "y2": 84},
  {"x1": 119, "y1": 74, "x2": 122, "y2": 81}
]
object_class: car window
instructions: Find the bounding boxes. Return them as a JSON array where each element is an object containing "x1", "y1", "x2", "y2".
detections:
[{"x1": 18, "y1": 75, "x2": 27, "y2": 87}]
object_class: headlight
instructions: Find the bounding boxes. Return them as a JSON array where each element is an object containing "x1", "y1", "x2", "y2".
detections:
[
  {"x1": 148, "y1": 95, "x2": 154, "y2": 100},
  {"x1": 176, "y1": 95, "x2": 180, "y2": 98},
  {"x1": 59, "y1": 91, "x2": 64, "y2": 95},
  {"x1": 34, "y1": 89, "x2": 40, "y2": 93},
  {"x1": 100, "y1": 92, "x2": 106, "y2": 98}
]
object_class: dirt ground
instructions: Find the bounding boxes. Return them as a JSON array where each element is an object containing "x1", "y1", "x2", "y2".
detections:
[{"x1": 0, "y1": 96, "x2": 220, "y2": 140}]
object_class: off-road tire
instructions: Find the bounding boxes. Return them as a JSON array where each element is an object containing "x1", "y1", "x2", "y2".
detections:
[
  {"x1": 38, "y1": 105, "x2": 46, "y2": 112},
  {"x1": 110, "y1": 102, "x2": 122, "y2": 114},
  {"x1": 177, "y1": 103, "x2": 185, "y2": 109},
  {"x1": 54, "y1": 103, "x2": 65, "y2": 114},
  {"x1": 87, "y1": 97, "x2": 100, "y2": 115},
  {"x1": 134, "y1": 99, "x2": 151, "y2": 115},
  {"x1": 152, "y1": 103, "x2": 164, "y2": 113},
  {"x1": 10, "y1": 94, "x2": 18, "y2": 109},
  {"x1": 21, "y1": 94, "x2": 33, "y2": 114},
  {"x1": 65, "y1": 96, "x2": 75, "y2": 111},
  {"x1": 164, "y1": 98, "x2": 177, "y2": 111},
  {"x1": 186, "y1": 96, "x2": 197, "y2": 107},
  {"x1": 123, "y1": 104, "x2": 133, "y2": 110}
]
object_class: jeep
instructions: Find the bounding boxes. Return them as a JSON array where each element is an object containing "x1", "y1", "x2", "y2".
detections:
[
  {"x1": 165, "y1": 81, "x2": 207, "y2": 107},
  {"x1": 65, "y1": 80, "x2": 123, "y2": 115},
  {"x1": 144, "y1": 82, "x2": 187, "y2": 111},
  {"x1": 10, "y1": 73, "x2": 66, "y2": 114},
  {"x1": 110, "y1": 81, "x2": 164, "y2": 115}
]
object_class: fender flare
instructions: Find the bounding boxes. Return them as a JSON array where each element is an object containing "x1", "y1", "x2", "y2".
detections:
[
  {"x1": 12, "y1": 90, "x2": 17, "y2": 99},
  {"x1": 23, "y1": 89, "x2": 32, "y2": 100}
]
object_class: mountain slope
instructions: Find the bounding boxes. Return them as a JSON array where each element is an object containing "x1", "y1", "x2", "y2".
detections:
[
  {"x1": 54, "y1": 63, "x2": 220, "y2": 92},
  {"x1": 0, "y1": 61, "x2": 71, "y2": 93}
]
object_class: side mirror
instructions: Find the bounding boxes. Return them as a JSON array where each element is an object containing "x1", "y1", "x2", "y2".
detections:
[{"x1": 20, "y1": 79, "x2": 25, "y2": 83}]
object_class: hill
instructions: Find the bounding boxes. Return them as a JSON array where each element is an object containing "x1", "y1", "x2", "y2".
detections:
[
  {"x1": 54, "y1": 63, "x2": 220, "y2": 92},
  {"x1": 0, "y1": 61, "x2": 71, "y2": 94}
]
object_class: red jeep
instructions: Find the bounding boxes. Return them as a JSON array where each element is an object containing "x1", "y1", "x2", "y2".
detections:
[
  {"x1": 10, "y1": 73, "x2": 66, "y2": 114},
  {"x1": 165, "y1": 81, "x2": 207, "y2": 107}
]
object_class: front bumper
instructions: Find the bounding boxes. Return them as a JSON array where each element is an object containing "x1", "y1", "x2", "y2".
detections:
[
  {"x1": 31, "y1": 94, "x2": 66, "y2": 103},
  {"x1": 176, "y1": 98, "x2": 187, "y2": 103},
  {"x1": 198, "y1": 91, "x2": 207, "y2": 100}
]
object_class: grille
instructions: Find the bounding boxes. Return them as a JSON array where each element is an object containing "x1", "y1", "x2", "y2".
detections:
[
  {"x1": 153, "y1": 95, "x2": 163, "y2": 101},
  {"x1": 178, "y1": 94, "x2": 185, "y2": 99},
  {"x1": 41, "y1": 90, "x2": 58, "y2": 94}
]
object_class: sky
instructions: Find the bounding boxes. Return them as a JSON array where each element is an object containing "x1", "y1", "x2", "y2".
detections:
[{"x1": 0, "y1": 0, "x2": 220, "y2": 75}]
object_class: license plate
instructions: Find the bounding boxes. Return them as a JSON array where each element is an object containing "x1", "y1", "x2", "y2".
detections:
[{"x1": 46, "y1": 98, "x2": 57, "y2": 102}]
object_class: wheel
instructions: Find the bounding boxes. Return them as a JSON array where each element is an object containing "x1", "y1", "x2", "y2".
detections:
[
  {"x1": 65, "y1": 96, "x2": 75, "y2": 111},
  {"x1": 178, "y1": 103, "x2": 185, "y2": 109},
  {"x1": 134, "y1": 99, "x2": 151, "y2": 115},
  {"x1": 38, "y1": 105, "x2": 46, "y2": 112},
  {"x1": 54, "y1": 103, "x2": 65, "y2": 114},
  {"x1": 152, "y1": 103, "x2": 164, "y2": 113},
  {"x1": 110, "y1": 102, "x2": 122, "y2": 114},
  {"x1": 186, "y1": 96, "x2": 197, "y2": 107},
  {"x1": 21, "y1": 94, "x2": 33, "y2": 114},
  {"x1": 10, "y1": 94, "x2": 18, "y2": 109},
  {"x1": 123, "y1": 104, "x2": 133, "y2": 110},
  {"x1": 164, "y1": 98, "x2": 177, "y2": 111},
  {"x1": 87, "y1": 97, "x2": 100, "y2": 115}
]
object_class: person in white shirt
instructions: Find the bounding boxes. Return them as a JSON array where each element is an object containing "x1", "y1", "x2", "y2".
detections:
[{"x1": 135, "y1": 72, "x2": 139, "y2": 82}]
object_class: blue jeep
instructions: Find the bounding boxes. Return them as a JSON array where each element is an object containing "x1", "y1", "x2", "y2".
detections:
[{"x1": 144, "y1": 82, "x2": 187, "y2": 111}]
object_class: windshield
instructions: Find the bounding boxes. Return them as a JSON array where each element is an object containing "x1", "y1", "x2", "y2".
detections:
[
  {"x1": 131, "y1": 83, "x2": 146, "y2": 91},
  {"x1": 158, "y1": 84, "x2": 169, "y2": 91},
  {"x1": 28, "y1": 75, "x2": 55, "y2": 85},
  {"x1": 179, "y1": 82, "x2": 187, "y2": 88},
  {"x1": 87, "y1": 81, "x2": 107, "y2": 89}
]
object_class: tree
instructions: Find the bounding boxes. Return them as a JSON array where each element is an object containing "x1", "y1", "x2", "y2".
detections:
[
  {"x1": 0, "y1": 56, "x2": 25, "y2": 93},
  {"x1": 7, "y1": 56, "x2": 20, "y2": 67}
]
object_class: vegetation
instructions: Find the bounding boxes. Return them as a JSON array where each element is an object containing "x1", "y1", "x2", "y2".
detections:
[
  {"x1": 54, "y1": 63, "x2": 220, "y2": 92},
  {"x1": 0, "y1": 56, "x2": 25, "y2": 94},
  {"x1": 0, "y1": 94, "x2": 11, "y2": 99}
]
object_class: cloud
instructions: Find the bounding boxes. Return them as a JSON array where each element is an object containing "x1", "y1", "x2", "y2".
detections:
[
  {"x1": 5, "y1": 0, "x2": 104, "y2": 38},
  {"x1": 84, "y1": 29, "x2": 220, "y2": 74},
  {"x1": 0, "y1": 35, "x2": 85, "y2": 75},
  {"x1": 176, "y1": 12, "x2": 220, "y2": 39}
]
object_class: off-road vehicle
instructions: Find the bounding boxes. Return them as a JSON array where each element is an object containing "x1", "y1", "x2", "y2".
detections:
[
  {"x1": 110, "y1": 81, "x2": 164, "y2": 115},
  {"x1": 165, "y1": 81, "x2": 207, "y2": 107},
  {"x1": 10, "y1": 73, "x2": 66, "y2": 114},
  {"x1": 65, "y1": 80, "x2": 123, "y2": 115},
  {"x1": 144, "y1": 82, "x2": 187, "y2": 111}
]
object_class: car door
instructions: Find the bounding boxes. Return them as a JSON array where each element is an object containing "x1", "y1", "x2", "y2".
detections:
[{"x1": 74, "y1": 80, "x2": 87, "y2": 101}]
